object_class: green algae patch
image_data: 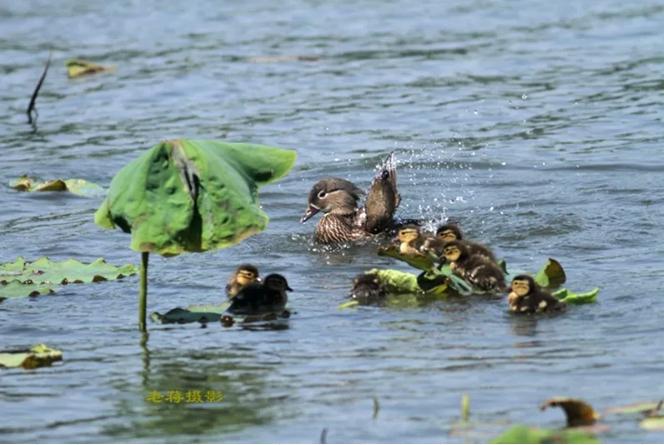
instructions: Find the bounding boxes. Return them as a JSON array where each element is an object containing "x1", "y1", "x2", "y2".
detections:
[{"x1": 0, "y1": 344, "x2": 63, "y2": 369}]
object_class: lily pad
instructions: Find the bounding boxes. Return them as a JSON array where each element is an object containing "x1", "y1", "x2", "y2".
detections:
[
  {"x1": 491, "y1": 425, "x2": 598, "y2": 444},
  {"x1": 377, "y1": 245, "x2": 435, "y2": 270},
  {"x1": 640, "y1": 416, "x2": 664, "y2": 431},
  {"x1": 606, "y1": 400, "x2": 663, "y2": 415},
  {"x1": 0, "y1": 344, "x2": 63, "y2": 369},
  {"x1": 541, "y1": 398, "x2": 600, "y2": 427},
  {"x1": 95, "y1": 139, "x2": 297, "y2": 256},
  {"x1": 66, "y1": 59, "x2": 114, "y2": 78},
  {"x1": 9, "y1": 175, "x2": 103, "y2": 197},
  {"x1": 0, "y1": 280, "x2": 57, "y2": 299},
  {"x1": 534, "y1": 258, "x2": 566, "y2": 289},
  {"x1": 151, "y1": 303, "x2": 230, "y2": 324},
  {"x1": 0, "y1": 257, "x2": 136, "y2": 299},
  {"x1": 553, "y1": 288, "x2": 600, "y2": 305}
]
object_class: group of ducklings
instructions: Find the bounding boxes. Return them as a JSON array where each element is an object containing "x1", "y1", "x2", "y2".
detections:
[
  {"x1": 220, "y1": 153, "x2": 564, "y2": 322},
  {"x1": 221, "y1": 265, "x2": 292, "y2": 324},
  {"x1": 391, "y1": 222, "x2": 566, "y2": 313}
]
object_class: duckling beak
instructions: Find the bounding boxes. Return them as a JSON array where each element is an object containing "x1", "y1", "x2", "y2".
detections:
[{"x1": 300, "y1": 204, "x2": 319, "y2": 223}]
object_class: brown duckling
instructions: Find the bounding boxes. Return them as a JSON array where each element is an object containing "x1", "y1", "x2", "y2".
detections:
[
  {"x1": 395, "y1": 224, "x2": 427, "y2": 256},
  {"x1": 301, "y1": 153, "x2": 400, "y2": 244},
  {"x1": 433, "y1": 223, "x2": 496, "y2": 261},
  {"x1": 350, "y1": 272, "x2": 388, "y2": 305},
  {"x1": 225, "y1": 264, "x2": 260, "y2": 299},
  {"x1": 225, "y1": 273, "x2": 292, "y2": 316},
  {"x1": 508, "y1": 275, "x2": 566, "y2": 314},
  {"x1": 441, "y1": 240, "x2": 506, "y2": 292}
]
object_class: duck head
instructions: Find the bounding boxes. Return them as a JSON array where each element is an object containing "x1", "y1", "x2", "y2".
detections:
[
  {"x1": 301, "y1": 178, "x2": 364, "y2": 222},
  {"x1": 441, "y1": 240, "x2": 468, "y2": 263},
  {"x1": 233, "y1": 264, "x2": 259, "y2": 286},
  {"x1": 436, "y1": 223, "x2": 463, "y2": 242},
  {"x1": 263, "y1": 274, "x2": 293, "y2": 292},
  {"x1": 394, "y1": 225, "x2": 421, "y2": 244}
]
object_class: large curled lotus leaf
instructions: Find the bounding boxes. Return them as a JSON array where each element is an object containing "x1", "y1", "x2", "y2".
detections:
[
  {"x1": 491, "y1": 425, "x2": 598, "y2": 444},
  {"x1": 9, "y1": 176, "x2": 103, "y2": 197},
  {"x1": 534, "y1": 258, "x2": 566, "y2": 289},
  {"x1": 0, "y1": 344, "x2": 63, "y2": 369},
  {"x1": 0, "y1": 257, "x2": 137, "y2": 287},
  {"x1": 95, "y1": 139, "x2": 297, "y2": 256}
]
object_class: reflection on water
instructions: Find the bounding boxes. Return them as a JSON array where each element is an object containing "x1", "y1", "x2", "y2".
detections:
[{"x1": 106, "y1": 339, "x2": 283, "y2": 440}]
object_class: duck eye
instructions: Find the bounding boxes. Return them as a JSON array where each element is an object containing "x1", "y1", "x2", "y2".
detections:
[{"x1": 317, "y1": 190, "x2": 327, "y2": 199}]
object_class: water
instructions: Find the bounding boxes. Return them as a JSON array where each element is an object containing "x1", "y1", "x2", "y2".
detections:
[{"x1": 1, "y1": 0, "x2": 664, "y2": 442}]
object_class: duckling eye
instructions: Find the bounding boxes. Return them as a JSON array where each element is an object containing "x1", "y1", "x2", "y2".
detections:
[{"x1": 317, "y1": 190, "x2": 327, "y2": 199}]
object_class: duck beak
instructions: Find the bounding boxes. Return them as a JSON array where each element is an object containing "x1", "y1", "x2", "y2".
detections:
[
  {"x1": 300, "y1": 204, "x2": 319, "y2": 223},
  {"x1": 286, "y1": 285, "x2": 293, "y2": 291}
]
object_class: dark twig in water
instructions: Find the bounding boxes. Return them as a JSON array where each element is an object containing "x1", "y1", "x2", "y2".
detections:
[
  {"x1": 320, "y1": 428, "x2": 328, "y2": 444},
  {"x1": 373, "y1": 396, "x2": 380, "y2": 419},
  {"x1": 26, "y1": 52, "x2": 51, "y2": 125}
]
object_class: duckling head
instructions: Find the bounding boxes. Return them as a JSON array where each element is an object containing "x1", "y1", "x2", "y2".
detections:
[
  {"x1": 436, "y1": 223, "x2": 463, "y2": 242},
  {"x1": 263, "y1": 274, "x2": 293, "y2": 292},
  {"x1": 441, "y1": 240, "x2": 467, "y2": 263},
  {"x1": 510, "y1": 275, "x2": 535, "y2": 297},
  {"x1": 395, "y1": 225, "x2": 421, "y2": 244},
  {"x1": 234, "y1": 264, "x2": 259, "y2": 286},
  {"x1": 301, "y1": 178, "x2": 364, "y2": 222},
  {"x1": 350, "y1": 272, "x2": 387, "y2": 304}
]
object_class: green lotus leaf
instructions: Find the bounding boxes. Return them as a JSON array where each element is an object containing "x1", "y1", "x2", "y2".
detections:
[
  {"x1": 534, "y1": 258, "x2": 566, "y2": 289},
  {"x1": 66, "y1": 59, "x2": 114, "y2": 78},
  {"x1": 491, "y1": 425, "x2": 598, "y2": 444},
  {"x1": 553, "y1": 288, "x2": 600, "y2": 305},
  {"x1": 640, "y1": 416, "x2": 664, "y2": 431},
  {"x1": 0, "y1": 257, "x2": 136, "y2": 299},
  {"x1": 95, "y1": 139, "x2": 297, "y2": 256},
  {"x1": 151, "y1": 302, "x2": 231, "y2": 324},
  {"x1": 9, "y1": 175, "x2": 103, "y2": 197},
  {"x1": 0, "y1": 280, "x2": 57, "y2": 300},
  {"x1": 377, "y1": 245, "x2": 435, "y2": 270},
  {"x1": 606, "y1": 401, "x2": 662, "y2": 415},
  {"x1": 0, "y1": 344, "x2": 63, "y2": 369}
]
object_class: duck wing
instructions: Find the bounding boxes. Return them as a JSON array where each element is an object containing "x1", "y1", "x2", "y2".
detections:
[{"x1": 364, "y1": 152, "x2": 400, "y2": 234}]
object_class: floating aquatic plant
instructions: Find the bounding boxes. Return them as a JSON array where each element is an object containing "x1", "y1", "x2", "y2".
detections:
[
  {"x1": 66, "y1": 59, "x2": 113, "y2": 78},
  {"x1": 0, "y1": 344, "x2": 63, "y2": 369},
  {"x1": 0, "y1": 257, "x2": 137, "y2": 300},
  {"x1": 9, "y1": 176, "x2": 103, "y2": 197}
]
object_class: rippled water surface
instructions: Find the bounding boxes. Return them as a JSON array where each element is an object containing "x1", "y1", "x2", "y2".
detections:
[{"x1": 2, "y1": 0, "x2": 664, "y2": 442}]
